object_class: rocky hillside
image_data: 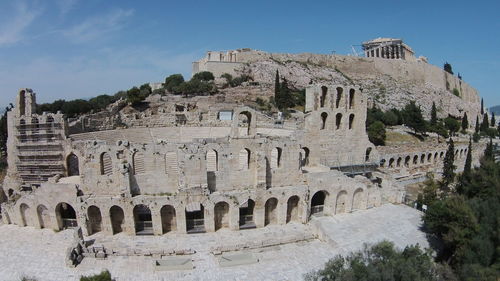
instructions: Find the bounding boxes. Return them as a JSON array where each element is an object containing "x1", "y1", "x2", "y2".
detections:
[{"x1": 233, "y1": 55, "x2": 479, "y2": 120}]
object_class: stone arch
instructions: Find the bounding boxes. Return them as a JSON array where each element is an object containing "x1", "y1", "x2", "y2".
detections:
[
  {"x1": 349, "y1": 114, "x2": 354, "y2": 129},
  {"x1": 110, "y1": 205, "x2": 125, "y2": 235},
  {"x1": 286, "y1": 195, "x2": 300, "y2": 223},
  {"x1": 239, "y1": 148, "x2": 251, "y2": 170},
  {"x1": 388, "y1": 158, "x2": 395, "y2": 168},
  {"x1": 214, "y1": 201, "x2": 230, "y2": 231},
  {"x1": 397, "y1": 157, "x2": 402, "y2": 167},
  {"x1": 31, "y1": 116, "x2": 39, "y2": 129},
  {"x1": 420, "y1": 154, "x2": 425, "y2": 164},
  {"x1": 87, "y1": 206, "x2": 102, "y2": 235},
  {"x1": 100, "y1": 152, "x2": 112, "y2": 175},
  {"x1": 264, "y1": 197, "x2": 278, "y2": 226},
  {"x1": 186, "y1": 203, "x2": 205, "y2": 233},
  {"x1": 300, "y1": 147, "x2": 310, "y2": 169},
  {"x1": 206, "y1": 149, "x2": 218, "y2": 172},
  {"x1": 352, "y1": 188, "x2": 364, "y2": 211},
  {"x1": 20, "y1": 203, "x2": 30, "y2": 226},
  {"x1": 405, "y1": 156, "x2": 411, "y2": 167},
  {"x1": 238, "y1": 111, "x2": 252, "y2": 136},
  {"x1": 160, "y1": 205, "x2": 176, "y2": 234},
  {"x1": 440, "y1": 151, "x2": 444, "y2": 159},
  {"x1": 335, "y1": 191, "x2": 348, "y2": 214},
  {"x1": 133, "y1": 151, "x2": 145, "y2": 175},
  {"x1": 434, "y1": 152, "x2": 439, "y2": 162},
  {"x1": 311, "y1": 190, "x2": 328, "y2": 216},
  {"x1": 365, "y1": 147, "x2": 372, "y2": 162},
  {"x1": 320, "y1": 112, "x2": 328, "y2": 130},
  {"x1": 133, "y1": 204, "x2": 153, "y2": 235},
  {"x1": 320, "y1": 86, "x2": 328, "y2": 108},
  {"x1": 55, "y1": 202, "x2": 77, "y2": 230},
  {"x1": 413, "y1": 155, "x2": 418, "y2": 165},
  {"x1": 66, "y1": 153, "x2": 79, "y2": 176},
  {"x1": 271, "y1": 147, "x2": 282, "y2": 169},
  {"x1": 335, "y1": 113, "x2": 342, "y2": 130},
  {"x1": 427, "y1": 153, "x2": 432, "y2": 163},
  {"x1": 336, "y1": 87, "x2": 343, "y2": 108},
  {"x1": 239, "y1": 199, "x2": 255, "y2": 229},
  {"x1": 37, "y1": 204, "x2": 50, "y2": 229},
  {"x1": 349, "y1": 89, "x2": 355, "y2": 109}
]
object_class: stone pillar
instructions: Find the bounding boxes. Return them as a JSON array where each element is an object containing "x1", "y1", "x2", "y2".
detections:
[
  {"x1": 229, "y1": 204, "x2": 239, "y2": 231},
  {"x1": 277, "y1": 201, "x2": 287, "y2": 225},
  {"x1": 101, "y1": 212, "x2": 113, "y2": 235},
  {"x1": 124, "y1": 207, "x2": 135, "y2": 235},
  {"x1": 152, "y1": 209, "x2": 163, "y2": 235},
  {"x1": 254, "y1": 203, "x2": 265, "y2": 228},
  {"x1": 346, "y1": 191, "x2": 354, "y2": 213},
  {"x1": 205, "y1": 205, "x2": 215, "y2": 232},
  {"x1": 176, "y1": 207, "x2": 187, "y2": 234},
  {"x1": 300, "y1": 200, "x2": 309, "y2": 223}
]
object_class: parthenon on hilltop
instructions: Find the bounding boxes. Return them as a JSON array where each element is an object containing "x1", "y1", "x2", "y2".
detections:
[{"x1": 362, "y1": 37, "x2": 415, "y2": 60}]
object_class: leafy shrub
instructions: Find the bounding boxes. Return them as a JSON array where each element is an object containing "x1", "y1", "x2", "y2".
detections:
[
  {"x1": 192, "y1": 71, "x2": 214, "y2": 81},
  {"x1": 164, "y1": 74, "x2": 184, "y2": 92},
  {"x1": 80, "y1": 270, "x2": 112, "y2": 281},
  {"x1": 452, "y1": 88, "x2": 460, "y2": 97},
  {"x1": 367, "y1": 121, "x2": 386, "y2": 146}
]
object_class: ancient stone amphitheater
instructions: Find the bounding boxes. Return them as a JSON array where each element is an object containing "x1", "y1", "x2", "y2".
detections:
[{"x1": 0, "y1": 83, "x2": 471, "y2": 238}]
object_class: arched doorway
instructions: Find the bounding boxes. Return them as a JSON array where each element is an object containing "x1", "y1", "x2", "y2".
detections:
[
  {"x1": 352, "y1": 188, "x2": 364, "y2": 211},
  {"x1": 186, "y1": 204, "x2": 205, "y2": 234},
  {"x1": 238, "y1": 111, "x2": 252, "y2": 136},
  {"x1": 320, "y1": 112, "x2": 328, "y2": 130},
  {"x1": 300, "y1": 147, "x2": 310, "y2": 169},
  {"x1": 67, "y1": 153, "x2": 79, "y2": 176},
  {"x1": 214, "y1": 201, "x2": 230, "y2": 231},
  {"x1": 311, "y1": 191, "x2": 327, "y2": 216},
  {"x1": 286, "y1": 196, "x2": 300, "y2": 223},
  {"x1": 160, "y1": 205, "x2": 176, "y2": 234},
  {"x1": 264, "y1": 198, "x2": 278, "y2": 226},
  {"x1": 335, "y1": 191, "x2": 348, "y2": 214},
  {"x1": 37, "y1": 205, "x2": 50, "y2": 229},
  {"x1": 87, "y1": 206, "x2": 102, "y2": 235},
  {"x1": 365, "y1": 148, "x2": 372, "y2": 162},
  {"x1": 239, "y1": 199, "x2": 255, "y2": 229},
  {"x1": 20, "y1": 203, "x2": 30, "y2": 226},
  {"x1": 133, "y1": 204, "x2": 153, "y2": 235},
  {"x1": 110, "y1": 206, "x2": 125, "y2": 235},
  {"x1": 56, "y1": 202, "x2": 77, "y2": 230}
]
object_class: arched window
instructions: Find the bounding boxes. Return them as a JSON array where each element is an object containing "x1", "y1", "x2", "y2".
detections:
[
  {"x1": 300, "y1": 147, "x2": 310, "y2": 168},
  {"x1": 404, "y1": 156, "x2": 410, "y2": 167},
  {"x1": 271, "y1": 147, "x2": 282, "y2": 169},
  {"x1": 31, "y1": 117, "x2": 39, "y2": 129},
  {"x1": 336, "y1": 87, "x2": 343, "y2": 108},
  {"x1": 239, "y1": 148, "x2": 251, "y2": 170},
  {"x1": 67, "y1": 153, "x2": 79, "y2": 176},
  {"x1": 320, "y1": 86, "x2": 328, "y2": 108},
  {"x1": 397, "y1": 157, "x2": 402, "y2": 167},
  {"x1": 238, "y1": 111, "x2": 252, "y2": 136},
  {"x1": 206, "y1": 149, "x2": 218, "y2": 172},
  {"x1": 100, "y1": 152, "x2": 112, "y2": 175},
  {"x1": 413, "y1": 155, "x2": 418, "y2": 165},
  {"x1": 349, "y1": 89, "x2": 355, "y2": 109},
  {"x1": 133, "y1": 151, "x2": 145, "y2": 175},
  {"x1": 365, "y1": 148, "x2": 372, "y2": 162},
  {"x1": 349, "y1": 114, "x2": 354, "y2": 130},
  {"x1": 320, "y1": 112, "x2": 328, "y2": 130},
  {"x1": 420, "y1": 154, "x2": 425, "y2": 164},
  {"x1": 388, "y1": 158, "x2": 394, "y2": 168},
  {"x1": 335, "y1": 113, "x2": 342, "y2": 130}
]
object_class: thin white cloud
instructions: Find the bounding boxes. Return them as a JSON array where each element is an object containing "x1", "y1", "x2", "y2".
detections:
[
  {"x1": 57, "y1": 0, "x2": 78, "y2": 15},
  {"x1": 63, "y1": 8, "x2": 134, "y2": 43},
  {"x1": 0, "y1": 2, "x2": 40, "y2": 46}
]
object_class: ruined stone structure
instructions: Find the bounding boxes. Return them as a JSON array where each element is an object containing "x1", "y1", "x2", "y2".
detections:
[
  {"x1": 1, "y1": 85, "x2": 408, "y2": 237},
  {"x1": 362, "y1": 37, "x2": 415, "y2": 61}
]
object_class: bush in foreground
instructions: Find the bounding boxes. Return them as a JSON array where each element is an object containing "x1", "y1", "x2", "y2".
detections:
[{"x1": 80, "y1": 270, "x2": 113, "y2": 281}]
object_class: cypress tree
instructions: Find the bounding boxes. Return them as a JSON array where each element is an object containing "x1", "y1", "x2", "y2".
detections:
[
  {"x1": 463, "y1": 138, "x2": 472, "y2": 178},
  {"x1": 430, "y1": 102, "x2": 437, "y2": 128},
  {"x1": 461, "y1": 112, "x2": 468, "y2": 132},
  {"x1": 491, "y1": 113, "x2": 496, "y2": 127},
  {"x1": 480, "y1": 113, "x2": 489, "y2": 132},
  {"x1": 274, "y1": 70, "x2": 280, "y2": 103},
  {"x1": 481, "y1": 98, "x2": 484, "y2": 115},
  {"x1": 483, "y1": 138, "x2": 494, "y2": 162},
  {"x1": 442, "y1": 138, "x2": 456, "y2": 191},
  {"x1": 475, "y1": 116, "x2": 480, "y2": 133}
]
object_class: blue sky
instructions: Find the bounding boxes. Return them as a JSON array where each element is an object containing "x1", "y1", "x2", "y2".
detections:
[{"x1": 0, "y1": 0, "x2": 498, "y2": 109}]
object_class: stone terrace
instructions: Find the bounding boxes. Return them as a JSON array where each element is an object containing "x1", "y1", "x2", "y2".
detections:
[{"x1": 0, "y1": 204, "x2": 429, "y2": 281}]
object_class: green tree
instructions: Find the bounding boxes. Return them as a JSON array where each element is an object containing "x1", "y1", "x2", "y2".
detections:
[
  {"x1": 381, "y1": 110, "x2": 399, "y2": 126},
  {"x1": 481, "y1": 98, "x2": 484, "y2": 115},
  {"x1": 164, "y1": 74, "x2": 184, "y2": 93},
  {"x1": 421, "y1": 174, "x2": 440, "y2": 206},
  {"x1": 480, "y1": 113, "x2": 489, "y2": 133},
  {"x1": 80, "y1": 270, "x2": 112, "y2": 281},
  {"x1": 367, "y1": 121, "x2": 386, "y2": 146},
  {"x1": 444, "y1": 117, "x2": 460, "y2": 136},
  {"x1": 430, "y1": 101, "x2": 437, "y2": 128},
  {"x1": 402, "y1": 101, "x2": 427, "y2": 134},
  {"x1": 306, "y1": 240, "x2": 446, "y2": 281},
  {"x1": 461, "y1": 112, "x2": 468, "y2": 132},
  {"x1": 192, "y1": 71, "x2": 214, "y2": 81},
  {"x1": 463, "y1": 138, "x2": 473, "y2": 179},
  {"x1": 444, "y1": 62, "x2": 454, "y2": 74},
  {"x1": 475, "y1": 115, "x2": 480, "y2": 133},
  {"x1": 442, "y1": 138, "x2": 456, "y2": 190},
  {"x1": 490, "y1": 112, "x2": 496, "y2": 127},
  {"x1": 274, "y1": 70, "x2": 280, "y2": 105}
]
